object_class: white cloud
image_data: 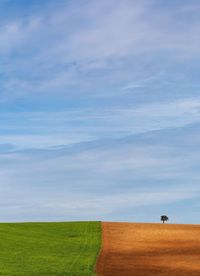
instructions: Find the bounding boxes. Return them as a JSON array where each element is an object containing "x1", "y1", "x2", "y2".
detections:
[
  {"x1": 1, "y1": 97, "x2": 200, "y2": 149},
  {"x1": 0, "y1": 135, "x2": 200, "y2": 222},
  {"x1": 1, "y1": 0, "x2": 200, "y2": 102},
  {"x1": 1, "y1": 0, "x2": 200, "y2": 222}
]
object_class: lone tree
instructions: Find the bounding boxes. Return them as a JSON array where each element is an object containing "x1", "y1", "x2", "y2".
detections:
[{"x1": 161, "y1": 215, "x2": 169, "y2": 224}]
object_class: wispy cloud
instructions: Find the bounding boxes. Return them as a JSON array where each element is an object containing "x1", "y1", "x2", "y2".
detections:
[
  {"x1": 0, "y1": 123, "x2": 200, "y2": 222},
  {"x1": 1, "y1": 0, "x2": 200, "y2": 222},
  {"x1": 1, "y1": 98, "x2": 200, "y2": 149},
  {"x1": 1, "y1": 0, "x2": 200, "y2": 103}
]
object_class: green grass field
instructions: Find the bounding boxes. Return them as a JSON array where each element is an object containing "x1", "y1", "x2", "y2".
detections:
[{"x1": 0, "y1": 221, "x2": 101, "y2": 276}]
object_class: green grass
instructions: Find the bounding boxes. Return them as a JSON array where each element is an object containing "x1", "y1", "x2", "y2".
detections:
[{"x1": 0, "y1": 221, "x2": 101, "y2": 276}]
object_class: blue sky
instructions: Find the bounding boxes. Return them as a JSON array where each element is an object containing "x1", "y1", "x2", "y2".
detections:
[{"x1": 0, "y1": 0, "x2": 200, "y2": 223}]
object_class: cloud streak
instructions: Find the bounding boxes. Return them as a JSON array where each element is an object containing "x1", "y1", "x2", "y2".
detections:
[
  {"x1": 1, "y1": 0, "x2": 200, "y2": 222},
  {"x1": 1, "y1": 0, "x2": 200, "y2": 102},
  {"x1": 0, "y1": 122, "x2": 200, "y2": 222},
  {"x1": 1, "y1": 98, "x2": 200, "y2": 149}
]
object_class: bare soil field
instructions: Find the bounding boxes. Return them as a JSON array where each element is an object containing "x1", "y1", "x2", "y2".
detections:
[{"x1": 96, "y1": 222, "x2": 200, "y2": 276}]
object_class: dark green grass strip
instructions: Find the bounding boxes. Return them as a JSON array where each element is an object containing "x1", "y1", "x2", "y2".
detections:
[{"x1": 0, "y1": 221, "x2": 101, "y2": 276}]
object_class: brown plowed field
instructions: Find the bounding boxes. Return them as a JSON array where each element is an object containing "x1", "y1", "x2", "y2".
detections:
[{"x1": 96, "y1": 222, "x2": 200, "y2": 276}]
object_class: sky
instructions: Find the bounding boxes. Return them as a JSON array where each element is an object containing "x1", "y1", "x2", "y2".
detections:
[{"x1": 0, "y1": 0, "x2": 200, "y2": 223}]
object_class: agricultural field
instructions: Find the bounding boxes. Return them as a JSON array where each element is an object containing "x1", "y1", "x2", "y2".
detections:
[
  {"x1": 1, "y1": 221, "x2": 200, "y2": 275},
  {"x1": 96, "y1": 222, "x2": 200, "y2": 276},
  {"x1": 0, "y1": 221, "x2": 101, "y2": 276}
]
